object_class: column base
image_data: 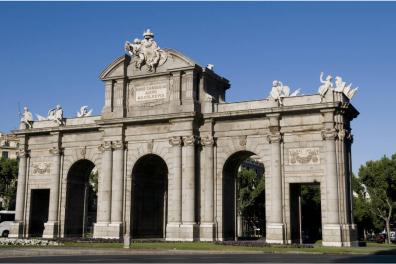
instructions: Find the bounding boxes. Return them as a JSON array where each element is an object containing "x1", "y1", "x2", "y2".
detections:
[
  {"x1": 266, "y1": 223, "x2": 285, "y2": 244},
  {"x1": 93, "y1": 222, "x2": 122, "y2": 239},
  {"x1": 165, "y1": 222, "x2": 181, "y2": 241},
  {"x1": 9, "y1": 222, "x2": 24, "y2": 238},
  {"x1": 199, "y1": 222, "x2": 216, "y2": 241},
  {"x1": 179, "y1": 223, "x2": 199, "y2": 241},
  {"x1": 42, "y1": 221, "x2": 59, "y2": 239},
  {"x1": 322, "y1": 224, "x2": 343, "y2": 247},
  {"x1": 341, "y1": 224, "x2": 358, "y2": 247}
]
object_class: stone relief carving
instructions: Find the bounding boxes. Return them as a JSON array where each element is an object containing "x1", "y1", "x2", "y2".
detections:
[
  {"x1": 182, "y1": 136, "x2": 197, "y2": 146},
  {"x1": 98, "y1": 141, "x2": 112, "y2": 152},
  {"x1": 80, "y1": 146, "x2": 87, "y2": 159},
  {"x1": 239, "y1": 136, "x2": 247, "y2": 147},
  {"x1": 125, "y1": 29, "x2": 168, "y2": 72},
  {"x1": 112, "y1": 140, "x2": 125, "y2": 150},
  {"x1": 269, "y1": 80, "x2": 300, "y2": 106},
  {"x1": 169, "y1": 136, "x2": 182, "y2": 146},
  {"x1": 20, "y1": 106, "x2": 33, "y2": 129},
  {"x1": 147, "y1": 140, "x2": 154, "y2": 153},
  {"x1": 17, "y1": 147, "x2": 29, "y2": 158},
  {"x1": 289, "y1": 148, "x2": 320, "y2": 165},
  {"x1": 49, "y1": 146, "x2": 63, "y2": 156},
  {"x1": 31, "y1": 162, "x2": 51, "y2": 175},
  {"x1": 318, "y1": 72, "x2": 358, "y2": 101},
  {"x1": 77, "y1": 106, "x2": 93, "y2": 117},
  {"x1": 201, "y1": 136, "x2": 215, "y2": 146}
]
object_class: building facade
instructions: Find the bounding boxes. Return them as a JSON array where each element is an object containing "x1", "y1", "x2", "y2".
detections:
[
  {"x1": 10, "y1": 31, "x2": 358, "y2": 246},
  {"x1": 0, "y1": 132, "x2": 19, "y2": 160}
]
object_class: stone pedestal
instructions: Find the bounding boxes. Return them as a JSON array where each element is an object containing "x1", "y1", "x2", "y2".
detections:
[
  {"x1": 341, "y1": 224, "x2": 358, "y2": 247},
  {"x1": 266, "y1": 223, "x2": 285, "y2": 244},
  {"x1": 42, "y1": 221, "x2": 59, "y2": 239},
  {"x1": 166, "y1": 222, "x2": 181, "y2": 241},
  {"x1": 9, "y1": 222, "x2": 24, "y2": 238},
  {"x1": 93, "y1": 222, "x2": 110, "y2": 238},
  {"x1": 199, "y1": 223, "x2": 215, "y2": 241},
  {"x1": 322, "y1": 224, "x2": 343, "y2": 247},
  {"x1": 179, "y1": 223, "x2": 199, "y2": 241},
  {"x1": 107, "y1": 223, "x2": 123, "y2": 239}
]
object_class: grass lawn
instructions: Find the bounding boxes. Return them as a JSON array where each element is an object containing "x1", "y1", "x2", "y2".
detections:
[{"x1": 59, "y1": 241, "x2": 396, "y2": 255}]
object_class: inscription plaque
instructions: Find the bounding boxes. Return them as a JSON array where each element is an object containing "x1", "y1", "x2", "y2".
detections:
[{"x1": 135, "y1": 82, "x2": 167, "y2": 102}]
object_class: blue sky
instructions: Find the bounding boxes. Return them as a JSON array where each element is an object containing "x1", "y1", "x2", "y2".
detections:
[{"x1": 0, "y1": 2, "x2": 395, "y2": 172}]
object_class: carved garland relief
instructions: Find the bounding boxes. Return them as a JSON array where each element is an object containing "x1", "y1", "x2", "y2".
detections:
[
  {"x1": 288, "y1": 147, "x2": 320, "y2": 165},
  {"x1": 31, "y1": 162, "x2": 51, "y2": 175}
]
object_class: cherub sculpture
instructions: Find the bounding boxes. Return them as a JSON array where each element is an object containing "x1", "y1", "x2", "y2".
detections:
[
  {"x1": 269, "y1": 80, "x2": 300, "y2": 106},
  {"x1": 77, "y1": 106, "x2": 93, "y2": 117}
]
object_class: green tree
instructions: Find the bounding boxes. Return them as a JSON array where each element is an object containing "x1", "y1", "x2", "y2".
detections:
[
  {"x1": 0, "y1": 158, "x2": 19, "y2": 210},
  {"x1": 358, "y1": 154, "x2": 396, "y2": 244},
  {"x1": 237, "y1": 167, "x2": 265, "y2": 236},
  {"x1": 352, "y1": 174, "x2": 379, "y2": 239}
]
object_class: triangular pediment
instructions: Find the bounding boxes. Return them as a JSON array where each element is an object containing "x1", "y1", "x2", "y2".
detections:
[{"x1": 100, "y1": 49, "x2": 198, "y2": 80}]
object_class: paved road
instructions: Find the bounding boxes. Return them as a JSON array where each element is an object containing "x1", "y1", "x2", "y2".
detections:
[{"x1": 1, "y1": 253, "x2": 396, "y2": 263}]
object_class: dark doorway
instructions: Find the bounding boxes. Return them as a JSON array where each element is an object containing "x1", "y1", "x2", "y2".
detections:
[
  {"x1": 29, "y1": 189, "x2": 50, "y2": 237},
  {"x1": 64, "y1": 160, "x2": 97, "y2": 238},
  {"x1": 290, "y1": 183, "x2": 322, "y2": 244},
  {"x1": 132, "y1": 154, "x2": 168, "y2": 239},
  {"x1": 222, "y1": 151, "x2": 265, "y2": 240}
]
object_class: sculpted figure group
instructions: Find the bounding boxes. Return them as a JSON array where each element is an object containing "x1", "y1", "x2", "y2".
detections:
[
  {"x1": 269, "y1": 72, "x2": 358, "y2": 105},
  {"x1": 125, "y1": 29, "x2": 168, "y2": 72},
  {"x1": 269, "y1": 80, "x2": 301, "y2": 106},
  {"x1": 20, "y1": 105, "x2": 93, "y2": 129},
  {"x1": 319, "y1": 72, "x2": 358, "y2": 101}
]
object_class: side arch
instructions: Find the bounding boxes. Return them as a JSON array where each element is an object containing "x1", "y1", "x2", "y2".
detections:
[
  {"x1": 63, "y1": 159, "x2": 98, "y2": 237},
  {"x1": 215, "y1": 135, "x2": 270, "y2": 241}
]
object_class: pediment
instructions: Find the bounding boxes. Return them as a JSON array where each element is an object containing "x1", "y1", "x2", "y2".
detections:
[{"x1": 100, "y1": 49, "x2": 198, "y2": 80}]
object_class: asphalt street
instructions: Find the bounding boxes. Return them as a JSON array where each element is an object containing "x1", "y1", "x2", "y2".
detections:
[{"x1": 1, "y1": 253, "x2": 395, "y2": 263}]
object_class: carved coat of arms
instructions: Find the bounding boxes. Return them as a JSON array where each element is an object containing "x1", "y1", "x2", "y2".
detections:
[{"x1": 125, "y1": 29, "x2": 168, "y2": 72}]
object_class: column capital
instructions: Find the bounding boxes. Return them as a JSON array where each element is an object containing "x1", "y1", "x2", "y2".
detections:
[
  {"x1": 112, "y1": 140, "x2": 125, "y2": 150},
  {"x1": 322, "y1": 129, "x2": 338, "y2": 141},
  {"x1": 98, "y1": 141, "x2": 112, "y2": 152},
  {"x1": 17, "y1": 147, "x2": 29, "y2": 158},
  {"x1": 182, "y1": 135, "x2": 197, "y2": 146},
  {"x1": 169, "y1": 136, "x2": 182, "y2": 146},
  {"x1": 338, "y1": 129, "x2": 353, "y2": 143},
  {"x1": 201, "y1": 136, "x2": 216, "y2": 147},
  {"x1": 49, "y1": 146, "x2": 63, "y2": 156},
  {"x1": 267, "y1": 133, "x2": 283, "y2": 144}
]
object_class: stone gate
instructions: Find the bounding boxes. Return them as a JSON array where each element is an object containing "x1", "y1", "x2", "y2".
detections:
[{"x1": 10, "y1": 30, "x2": 359, "y2": 246}]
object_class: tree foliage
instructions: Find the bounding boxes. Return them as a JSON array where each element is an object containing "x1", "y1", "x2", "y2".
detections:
[
  {"x1": 0, "y1": 158, "x2": 19, "y2": 210},
  {"x1": 237, "y1": 166, "x2": 266, "y2": 236},
  {"x1": 357, "y1": 154, "x2": 396, "y2": 243}
]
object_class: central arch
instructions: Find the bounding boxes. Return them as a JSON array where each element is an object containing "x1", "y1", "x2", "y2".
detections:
[
  {"x1": 131, "y1": 154, "x2": 168, "y2": 239},
  {"x1": 222, "y1": 150, "x2": 266, "y2": 240}
]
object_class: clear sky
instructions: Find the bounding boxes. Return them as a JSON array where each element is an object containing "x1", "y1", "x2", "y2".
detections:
[{"x1": 0, "y1": 2, "x2": 395, "y2": 173}]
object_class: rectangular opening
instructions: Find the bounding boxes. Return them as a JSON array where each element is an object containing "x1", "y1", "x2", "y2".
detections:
[
  {"x1": 290, "y1": 183, "x2": 322, "y2": 244},
  {"x1": 29, "y1": 189, "x2": 50, "y2": 237}
]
